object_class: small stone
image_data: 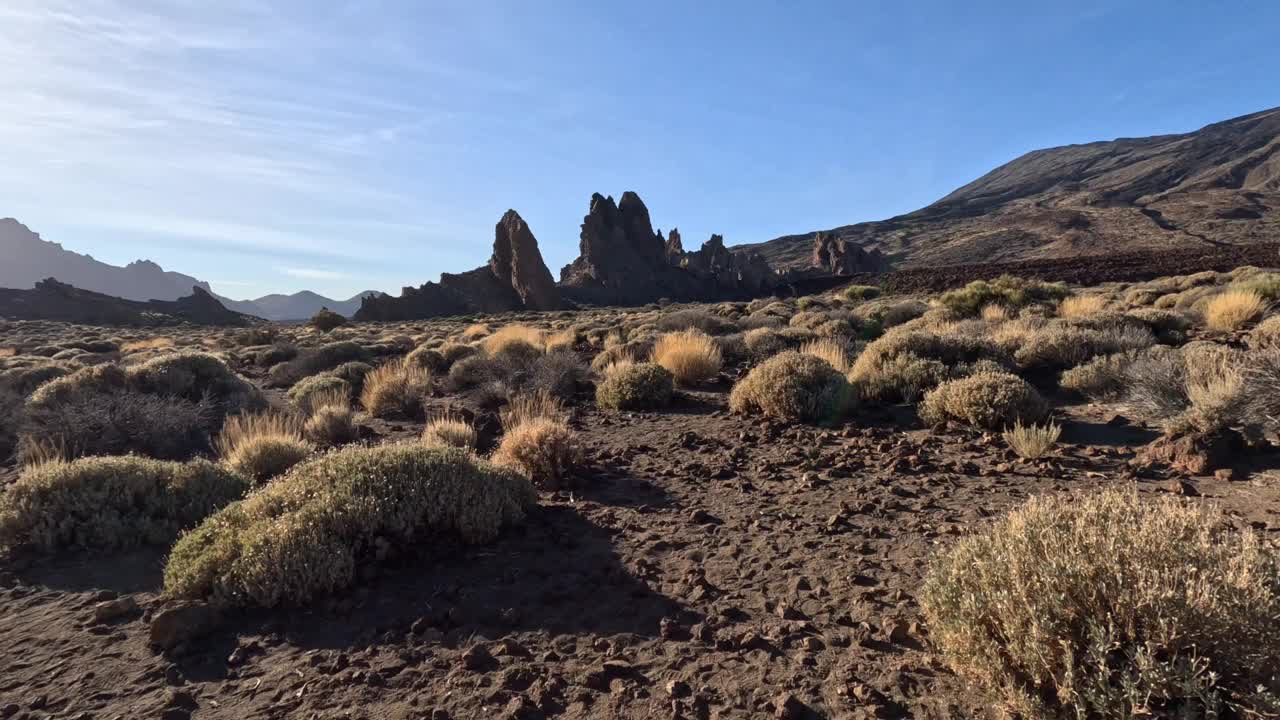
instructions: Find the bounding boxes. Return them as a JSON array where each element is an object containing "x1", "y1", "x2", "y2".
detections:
[
  {"x1": 689, "y1": 509, "x2": 720, "y2": 525},
  {"x1": 774, "y1": 692, "x2": 807, "y2": 719},
  {"x1": 461, "y1": 644, "x2": 496, "y2": 672},
  {"x1": 665, "y1": 679, "x2": 692, "y2": 698},
  {"x1": 92, "y1": 596, "x2": 139, "y2": 623},
  {"x1": 1172, "y1": 479, "x2": 1200, "y2": 496},
  {"x1": 150, "y1": 603, "x2": 219, "y2": 652}
]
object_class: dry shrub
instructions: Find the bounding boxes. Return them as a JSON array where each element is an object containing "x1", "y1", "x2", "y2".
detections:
[
  {"x1": 595, "y1": 362, "x2": 674, "y2": 411},
  {"x1": 651, "y1": 330, "x2": 723, "y2": 386},
  {"x1": 1231, "y1": 271, "x2": 1280, "y2": 300},
  {"x1": 19, "y1": 388, "x2": 212, "y2": 464},
  {"x1": 1060, "y1": 349, "x2": 1159, "y2": 401},
  {"x1": 1058, "y1": 293, "x2": 1108, "y2": 318},
  {"x1": 657, "y1": 309, "x2": 735, "y2": 335},
  {"x1": 743, "y1": 327, "x2": 789, "y2": 360},
  {"x1": 1204, "y1": 289, "x2": 1267, "y2": 331},
  {"x1": 128, "y1": 352, "x2": 263, "y2": 414},
  {"x1": 267, "y1": 341, "x2": 367, "y2": 387},
  {"x1": 303, "y1": 404, "x2": 359, "y2": 447},
  {"x1": 309, "y1": 308, "x2": 347, "y2": 332},
  {"x1": 919, "y1": 372, "x2": 1047, "y2": 430},
  {"x1": 729, "y1": 351, "x2": 852, "y2": 423},
  {"x1": 799, "y1": 338, "x2": 852, "y2": 374},
  {"x1": 460, "y1": 323, "x2": 492, "y2": 341},
  {"x1": 851, "y1": 326, "x2": 1008, "y2": 400},
  {"x1": 405, "y1": 345, "x2": 446, "y2": 372},
  {"x1": 1013, "y1": 321, "x2": 1155, "y2": 370},
  {"x1": 121, "y1": 337, "x2": 176, "y2": 353},
  {"x1": 0, "y1": 456, "x2": 247, "y2": 553},
  {"x1": 544, "y1": 329, "x2": 576, "y2": 353},
  {"x1": 500, "y1": 390, "x2": 563, "y2": 431},
  {"x1": 591, "y1": 340, "x2": 653, "y2": 373},
  {"x1": 921, "y1": 489, "x2": 1280, "y2": 719},
  {"x1": 979, "y1": 304, "x2": 1009, "y2": 322},
  {"x1": 287, "y1": 374, "x2": 351, "y2": 413},
  {"x1": 439, "y1": 341, "x2": 477, "y2": 366},
  {"x1": 1125, "y1": 344, "x2": 1246, "y2": 432},
  {"x1": 855, "y1": 352, "x2": 948, "y2": 402},
  {"x1": 216, "y1": 412, "x2": 311, "y2": 483},
  {"x1": 1251, "y1": 314, "x2": 1280, "y2": 348},
  {"x1": 422, "y1": 416, "x2": 478, "y2": 450},
  {"x1": 482, "y1": 325, "x2": 546, "y2": 356},
  {"x1": 1002, "y1": 420, "x2": 1061, "y2": 459},
  {"x1": 842, "y1": 285, "x2": 880, "y2": 302},
  {"x1": 361, "y1": 358, "x2": 431, "y2": 419},
  {"x1": 491, "y1": 417, "x2": 581, "y2": 490},
  {"x1": 163, "y1": 445, "x2": 535, "y2": 607}
]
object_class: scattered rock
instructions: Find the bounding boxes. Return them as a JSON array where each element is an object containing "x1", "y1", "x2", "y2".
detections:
[
  {"x1": 92, "y1": 596, "x2": 139, "y2": 623},
  {"x1": 461, "y1": 644, "x2": 497, "y2": 672},
  {"x1": 774, "y1": 692, "x2": 808, "y2": 719},
  {"x1": 149, "y1": 603, "x2": 220, "y2": 652}
]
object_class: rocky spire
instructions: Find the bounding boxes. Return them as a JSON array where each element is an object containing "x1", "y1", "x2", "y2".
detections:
[{"x1": 490, "y1": 210, "x2": 561, "y2": 310}]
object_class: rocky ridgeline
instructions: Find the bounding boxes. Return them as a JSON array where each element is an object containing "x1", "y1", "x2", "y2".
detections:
[
  {"x1": 359, "y1": 191, "x2": 879, "y2": 320},
  {"x1": 0, "y1": 279, "x2": 257, "y2": 326}
]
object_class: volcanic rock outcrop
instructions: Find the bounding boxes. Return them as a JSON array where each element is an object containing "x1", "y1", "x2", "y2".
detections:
[
  {"x1": 355, "y1": 210, "x2": 561, "y2": 321},
  {"x1": 560, "y1": 192, "x2": 781, "y2": 305},
  {"x1": 0, "y1": 279, "x2": 258, "y2": 326},
  {"x1": 810, "y1": 232, "x2": 887, "y2": 275}
]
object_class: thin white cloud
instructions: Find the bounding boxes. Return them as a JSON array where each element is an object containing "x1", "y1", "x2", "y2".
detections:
[{"x1": 279, "y1": 267, "x2": 350, "y2": 281}]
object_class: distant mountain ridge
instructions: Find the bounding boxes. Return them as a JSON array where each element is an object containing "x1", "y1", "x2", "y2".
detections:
[
  {"x1": 0, "y1": 218, "x2": 381, "y2": 320},
  {"x1": 739, "y1": 106, "x2": 1280, "y2": 269}
]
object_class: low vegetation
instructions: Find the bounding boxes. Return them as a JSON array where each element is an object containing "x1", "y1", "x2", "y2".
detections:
[
  {"x1": 162, "y1": 444, "x2": 536, "y2": 607},
  {"x1": 921, "y1": 489, "x2": 1280, "y2": 719},
  {"x1": 919, "y1": 371, "x2": 1047, "y2": 429},
  {"x1": 729, "y1": 351, "x2": 852, "y2": 423},
  {"x1": 595, "y1": 362, "x2": 675, "y2": 411}
]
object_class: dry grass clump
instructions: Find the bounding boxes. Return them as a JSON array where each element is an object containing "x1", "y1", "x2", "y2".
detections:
[
  {"x1": 595, "y1": 362, "x2": 674, "y2": 411},
  {"x1": 1060, "y1": 348, "x2": 1168, "y2": 401},
  {"x1": 303, "y1": 403, "x2": 359, "y2": 447},
  {"x1": 360, "y1": 358, "x2": 431, "y2": 419},
  {"x1": 1203, "y1": 289, "x2": 1267, "y2": 331},
  {"x1": 460, "y1": 323, "x2": 492, "y2": 341},
  {"x1": 421, "y1": 416, "x2": 478, "y2": 450},
  {"x1": 405, "y1": 345, "x2": 446, "y2": 372},
  {"x1": 216, "y1": 412, "x2": 311, "y2": 483},
  {"x1": 1124, "y1": 344, "x2": 1246, "y2": 432},
  {"x1": 842, "y1": 285, "x2": 880, "y2": 302},
  {"x1": 799, "y1": 338, "x2": 853, "y2": 374},
  {"x1": 1002, "y1": 420, "x2": 1061, "y2": 459},
  {"x1": 657, "y1": 309, "x2": 735, "y2": 335},
  {"x1": 650, "y1": 330, "x2": 723, "y2": 386},
  {"x1": 743, "y1": 327, "x2": 789, "y2": 359},
  {"x1": 287, "y1": 374, "x2": 351, "y2": 413},
  {"x1": 544, "y1": 329, "x2": 577, "y2": 353},
  {"x1": 482, "y1": 325, "x2": 546, "y2": 356},
  {"x1": 1251, "y1": 314, "x2": 1280, "y2": 347},
  {"x1": 921, "y1": 489, "x2": 1280, "y2": 719},
  {"x1": 309, "y1": 308, "x2": 347, "y2": 332},
  {"x1": 120, "y1": 337, "x2": 176, "y2": 353},
  {"x1": 1057, "y1": 293, "x2": 1108, "y2": 318},
  {"x1": 162, "y1": 444, "x2": 535, "y2": 607},
  {"x1": 491, "y1": 417, "x2": 581, "y2": 490},
  {"x1": 439, "y1": 341, "x2": 477, "y2": 366},
  {"x1": 1012, "y1": 321, "x2": 1155, "y2": 370},
  {"x1": 0, "y1": 456, "x2": 247, "y2": 553},
  {"x1": 729, "y1": 351, "x2": 853, "y2": 423},
  {"x1": 500, "y1": 390, "x2": 564, "y2": 431},
  {"x1": 919, "y1": 371, "x2": 1047, "y2": 430}
]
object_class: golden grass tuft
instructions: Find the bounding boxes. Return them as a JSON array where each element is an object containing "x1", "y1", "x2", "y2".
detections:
[
  {"x1": 120, "y1": 337, "x2": 176, "y2": 353},
  {"x1": 1057, "y1": 294, "x2": 1108, "y2": 318},
  {"x1": 482, "y1": 325, "x2": 546, "y2": 355},
  {"x1": 491, "y1": 416, "x2": 581, "y2": 490},
  {"x1": 421, "y1": 415, "x2": 478, "y2": 450},
  {"x1": 979, "y1": 304, "x2": 1010, "y2": 322},
  {"x1": 501, "y1": 390, "x2": 563, "y2": 430},
  {"x1": 360, "y1": 358, "x2": 431, "y2": 419},
  {"x1": 216, "y1": 412, "x2": 311, "y2": 483},
  {"x1": 799, "y1": 338, "x2": 852, "y2": 374},
  {"x1": 650, "y1": 330, "x2": 723, "y2": 386},
  {"x1": 460, "y1": 323, "x2": 492, "y2": 341},
  {"x1": 1001, "y1": 420, "x2": 1061, "y2": 459},
  {"x1": 302, "y1": 404, "x2": 359, "y2": 447},
  {"x1": 1203, "y1": 289, "x2": 1267, "y2": 331},
  {"x1": 921, "y1": 489, "x2": 1280, "y2": 719},
  {"x1": 544, "y1": 329, "x2": 576, "y2": 353}
]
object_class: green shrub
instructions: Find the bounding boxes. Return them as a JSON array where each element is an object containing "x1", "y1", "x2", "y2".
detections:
[
  {"x1": 921, "y1": 489, "x2": 1280, "y2": 719},
  {"x1": 729, "y1": 351, "x2": 852, "y2": 423},
  {"x1": 919, "y1": 371, "x2": 1047, "y2": 429},
  {"x1": 1232, "y1": 271, "x2": 1280, "y2": 301},
  {"x1": 596, "y1": 363, "x2": 674, "y2": 410},
  {"x1": 936, "y1": 275, "x2": 1069, "y2": 317},
  {"x1": 328, "y1": 361, "x2": 374, "y2": 394},
  {"x1": 162, "y1": 445, "x2": 535, "y2": 607},
  {"x1": 842, "y1": 285, "x2": 881, "y2": 302},
  {"x1": 267, "y1": 341, "x2": 368, "y2": 387},
  {"x1": 855, "y1": 352, "x2": 948, "y2": 402},
  {"x1": 127, "y1": 352, "x2": 263, "y2": 413},
  {"x1": 0, "y1": 457, "x2": 247, "y2": 553},
  {"x1": 743, "y1": 327, "x2": 789, "y2": 359}
]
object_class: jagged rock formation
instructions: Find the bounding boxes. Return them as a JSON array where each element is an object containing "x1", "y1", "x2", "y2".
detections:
[
  {"x1": 490, "y1": 210, "x2": 561, "y2": 311},
  {"x1": 0, "y1": 279, "x2": 258, "y2": 326},
  {"x1": 355, "y1": 210, "x2": 562, "y2": 321},
  {"x1": 560, "y1": 192, "x2": 781, "y2": 305},
  {"x1": 663, "y1": 228, "x2": 684, "y2": 264},
  {"x1": 810, "y1": 232, "x2": 887, "y2": 275},
  {"x1": 742, "y1": 106, "x2": 1280, "y2": 270}
]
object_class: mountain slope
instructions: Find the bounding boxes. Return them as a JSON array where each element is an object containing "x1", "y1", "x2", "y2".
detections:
[
  {"x1": 216, "y1": 290, "x2": 384, "y2": 321},
  {"x1": 741, "y1": 106, "x2": 1280, "y2": 270},
  {"x1": 0, "y1": 218, "x2": 213, "y2": 301}
]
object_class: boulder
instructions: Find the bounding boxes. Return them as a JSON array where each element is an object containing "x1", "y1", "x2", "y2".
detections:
[
  {"x1": 149, "y1": 602, "x2": 220, "y2": 652},
  {"x1": 1138, "y1": 427, "x2": 1244, "y2": 475},
  {"x1": 490, "y1": 210, "x2": 561, "y2": 311},
  {"x1": 811, "y1": 232, "x2": 886, "y2": 275}
]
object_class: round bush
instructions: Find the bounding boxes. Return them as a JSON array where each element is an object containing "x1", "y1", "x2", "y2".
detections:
[
  {"x1": 596, "y1": 363, "x2": 675, "y2": 411},
  {"x1": 309, "y1": 308, "x2": 347, "y2": 332},
  {"x1": 918, "y1": 371, "x2": 1047, "y2": 429},
  {"x1": 421, "y1": 418, "x2": 477, "y2": 450},
  {"x1": 0, "y1": 456, "x2": 248, "y2": 553},
  {"x1": 288, "y1": 374, "x2": 351, "y2": 412},
  {"x1": 303, "y1": 405, "x2": 359, "y2": 447},
  {"x1": 728, "y1": 351, "x2": 853, "y2": 423},
  {"x1": 491, "y1": 417, "x2": 581, "y2": 490},
  {"x1": 921, "y1": 489, "x2": 1280, "y2": 719},
  {"x1": 162, "y1": 445, "x2": 535, "y2": 607},
  {"x1": 224, "y1": 435, "x2": 312, "y2": 483}
]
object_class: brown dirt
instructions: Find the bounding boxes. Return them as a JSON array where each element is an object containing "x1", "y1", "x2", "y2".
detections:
[{"x1": 3, "y1": 379, "x2": 1279, "y2": 719}]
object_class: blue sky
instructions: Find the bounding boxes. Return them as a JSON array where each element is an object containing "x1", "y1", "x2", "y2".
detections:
[{"x1": 2, "y1": 1, "x2": 1277, "y2": 300}]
